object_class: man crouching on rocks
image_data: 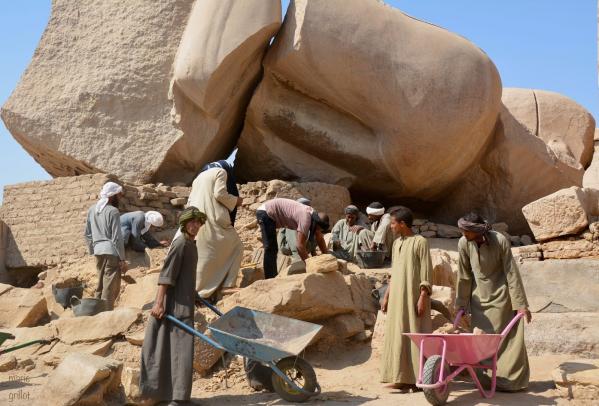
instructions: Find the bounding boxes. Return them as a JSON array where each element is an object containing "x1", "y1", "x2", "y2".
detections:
[{"x1": 140, "y1": 206, "x2": 206, "y2": 406}]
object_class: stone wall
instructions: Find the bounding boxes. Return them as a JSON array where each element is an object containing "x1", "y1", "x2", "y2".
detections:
[{"x1": 0, "y1": 174, "x2": 189, "y2": 269}]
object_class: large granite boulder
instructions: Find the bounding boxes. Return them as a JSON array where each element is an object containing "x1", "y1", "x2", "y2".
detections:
[
  {"x1": 435, "y1": 88, "x2": 595, "y2": 234},
  {"x1": 582, "y1": 128, "x2": 599, "y2": 189},
  {"x1": 1, "y1": 0, "x2": 280, "y2": 185},
  {"x1": 236, "y1": 0, "x2": 502, "y2": 200},
  {"x1": 168, "y1": 0, "x2": 281, "y2": 183}
]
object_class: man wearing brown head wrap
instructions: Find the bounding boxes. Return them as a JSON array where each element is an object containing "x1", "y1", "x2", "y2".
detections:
[
  {"x1": 456, "y1": 212, "x2": 531, "y2": 392},
  {"x1": 140, "y1": 206, "x2": 206, "y2": 405}
]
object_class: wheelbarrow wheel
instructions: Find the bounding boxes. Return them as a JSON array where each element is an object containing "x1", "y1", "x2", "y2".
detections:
[
  {"x1": 422, "y1": 355, "x2": 450, "y2": 406},
  {"x1": 271, "y1": 356, "x2": 318, "y2": 403}
]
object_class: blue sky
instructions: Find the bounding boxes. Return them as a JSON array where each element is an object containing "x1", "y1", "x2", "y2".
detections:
[{"x1": 1, "y1": 1, "x2": 597, "y2": 202}]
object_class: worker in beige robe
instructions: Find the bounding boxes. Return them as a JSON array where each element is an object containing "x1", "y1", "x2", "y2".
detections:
[
  {"x1": 187, "y1": 162, "x2": 243, "y2": 300},
  {"x1": 456, "y1": 212, "x2": 531, "y2": 392},
  {"x1": 380, "y1": 207, "x2": 432, "y2": 392}
]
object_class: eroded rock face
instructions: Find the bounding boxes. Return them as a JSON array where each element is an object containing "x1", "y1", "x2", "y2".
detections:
[
  {"x1": 236, "y1": 0, "x2": 502, "y2": 200},
  {"x1": 1, "y1": 0, "x2": 277, "y2": 185},
  {"x1": 1, "y1": 0, "x2": 194, "y2": 184},
  {"x1": 435, "y1": 88, "x2": 595, "y2": 234},
  {"x1": 166, "y1": 0, "x2": 281, "y2": 183}
]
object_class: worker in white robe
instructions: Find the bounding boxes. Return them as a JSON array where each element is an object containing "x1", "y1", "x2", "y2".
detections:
[{"x1": 187, "y1": 161, "x2": 243, "y2": 299}]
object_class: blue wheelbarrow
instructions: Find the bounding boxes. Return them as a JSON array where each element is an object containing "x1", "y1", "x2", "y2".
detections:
[{"x1": 166, "y1": 297, "x2": 322, "y2": 403}]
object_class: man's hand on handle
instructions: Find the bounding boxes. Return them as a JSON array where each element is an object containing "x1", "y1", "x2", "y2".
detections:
[
  {"x1": 151, "y1": 302, "x2": 165, "y2": 320},
  {"x1": 518, "y1": 308, "x2": 532, "y2": 323}
]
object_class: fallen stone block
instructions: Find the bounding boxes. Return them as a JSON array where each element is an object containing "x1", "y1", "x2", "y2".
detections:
[
  {"x1": 118, "y1": 273, "x2": 159, "y2": 310},
  {"x1": 323, "y1": 313, "x2": 365, "y2": 339},
  {"x1": 0, "y1": 355, "x2": 17, "y2": 372},
  {"x1": 193, "y1": 329, "x2": 224, "y2": 376},
  {"x1": 53, "y1": 307, "x2": 141, "y2": 344},
  {"x1": 122, "y1": 366, "x2": 142, "y2": 403},
  {"x1": 40, "y1": 353, "x2": 123, "y2": 406},
  {"x1": 344, "y1": 274, "x2": 377, "y2": 315},
  {"x1": 306, "y1": 254, "x2": 338, "y2": 273},
  {"x1": 522, "y1": 187, "x2": 589, "y2": 241},
  {"x1": 222, "y1": 272, "x2": 354, "y2": 321},
  {"x1": 0, "y1": 284, "x2": 48, "y2": 328}
]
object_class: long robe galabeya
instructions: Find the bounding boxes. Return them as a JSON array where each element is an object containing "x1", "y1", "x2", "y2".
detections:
[
  {"x1": 140, "y1": 235, "x2": 198, "y2": 402},
  {"x1": 381, "y1": 235, "x2": 432, "y2": 384},
  {"x1": 188, "y1": 167, "x2": 242, "y2": 298},
  {"x1": 456, "y1": 230, "x2": 530, "y2": 391}
]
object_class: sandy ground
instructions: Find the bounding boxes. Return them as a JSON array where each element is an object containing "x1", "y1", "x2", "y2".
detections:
[
  {"x1": 0, "y1": 343, "x2": 592, "y2": 405},
  {"x1": 192, "y1": 346, "x2": 587, "y2": 406}
]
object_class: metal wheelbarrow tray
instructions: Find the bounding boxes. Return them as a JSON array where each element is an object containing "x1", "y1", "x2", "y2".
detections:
[
  {"x1": 166, "y1": 304, "x2": 322, "y2": 403},
  {"x1": 404, "y1": 311, "x2": 524, "y2": 405}
]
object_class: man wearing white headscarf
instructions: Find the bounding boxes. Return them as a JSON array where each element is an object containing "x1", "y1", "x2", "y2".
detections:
[
  {"x1": 84, "y1": 181, "x2": 126, "y2": 310},
  {"x1": 187, "y1": 162, "x2": 244, "y2": 300},
  {"x1": 120, "y1": 211, "x2": 170, "y2": 252},
  {"x1": 358, "y1": 202, "x2": 396, "y2": 259}
]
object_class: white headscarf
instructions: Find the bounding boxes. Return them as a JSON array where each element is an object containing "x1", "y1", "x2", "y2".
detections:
[
  {"x1": 142, "y1": 211, "x2": 164, "y2": 235},
  {"x1": 96, "y1": 182, "x2": 123, "y2": 213},
  {"x1": 366, "y1": 206, "x2": 385, "y2": 216}
]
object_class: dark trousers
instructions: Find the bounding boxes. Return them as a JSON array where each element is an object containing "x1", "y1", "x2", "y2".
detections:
[{"x1": 256, "y1": 210, "x2": 278, "y2": 279}]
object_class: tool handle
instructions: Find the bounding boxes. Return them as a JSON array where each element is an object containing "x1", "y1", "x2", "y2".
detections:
[
  {"x1": 165, "y1": 314, "x2": 225, "y2": 351},
  {"x1": 196, "y1": 293, "x2": 223, "y2": 316}
]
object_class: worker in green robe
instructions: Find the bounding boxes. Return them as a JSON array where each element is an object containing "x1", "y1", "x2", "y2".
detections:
[
  {"x1": 380, "y1": 206, "x2": 432, "y2": 392},
  {"x1": 140, "y1": 207, "x2": 207, "y2": 405},
  {"x1": 456, "y1": 212, "x2": 531, "y2": 392}
]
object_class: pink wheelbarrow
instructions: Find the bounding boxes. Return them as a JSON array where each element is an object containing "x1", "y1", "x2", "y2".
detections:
[{"x1": 404, "y1": 311, "x2": 524, "y2": 405}]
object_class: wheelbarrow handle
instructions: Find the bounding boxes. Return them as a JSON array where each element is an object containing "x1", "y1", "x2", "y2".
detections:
[
  {"x1": 165, "y1": 314, "x2": 225, "y2": 351},
  {"x1": 195, "y1": 293, "x2": 223, "y2": 317},
  {"x1": 500, "y1": 311, "x2": 525, "y2": 338}
]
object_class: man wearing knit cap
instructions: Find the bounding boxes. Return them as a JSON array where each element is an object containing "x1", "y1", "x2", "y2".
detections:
[
  {"x1": 140, "y1": 206, "x2": 207, "y2": 405},
  {"x1": 120, "y1": 210, "x2": 169, "y2": 252},
  {"x1": 84, "y1": 181, "x2": 126, "y2": 310}
]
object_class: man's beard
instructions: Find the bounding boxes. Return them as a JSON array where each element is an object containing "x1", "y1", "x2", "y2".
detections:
[{"x1": 110, "y1": 196, "x2": 120, "y2": 208}]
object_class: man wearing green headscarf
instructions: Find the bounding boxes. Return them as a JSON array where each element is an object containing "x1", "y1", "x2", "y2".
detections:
[{"x1": 140, "y1": 206, "x2": 206, "y2": 405}]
